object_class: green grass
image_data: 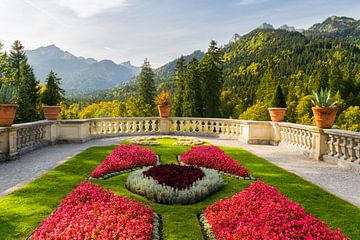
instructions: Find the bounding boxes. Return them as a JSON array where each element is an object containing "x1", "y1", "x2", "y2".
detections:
[{"x1": 0, "y1": 138, "x2": 359, "y2": 239}]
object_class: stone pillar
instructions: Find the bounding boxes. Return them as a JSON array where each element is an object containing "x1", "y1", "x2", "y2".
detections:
[
  {"x1": 44, "y1": 121, "x2": 57, "y2": 144},
  {"x1": 311, "y1": 128, "x2": 328, "y2": 161},
  {"x1": 159, "y1": 118, "x2": 170, "y2": 134},
  {"x1": 8, "y1": 127, "x2": 18, "y2": 159},
  {"x1": 271, "y1": 123, "x2": 281, "y2": 146}
]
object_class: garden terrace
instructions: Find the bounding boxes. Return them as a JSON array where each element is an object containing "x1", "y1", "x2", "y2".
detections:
[{"x1": 0, "y1": 117, "x2": 359, "y2": 239}]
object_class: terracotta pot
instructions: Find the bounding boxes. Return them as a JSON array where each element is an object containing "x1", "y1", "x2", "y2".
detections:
[
  {"x1": 268, "y1": 107, "x2": 287, "y2": 122},
  {"x1": 157, "y1": 104, "x2": 171, "y2": 118},
  {"x1": 0, "y1": 104, "x2": 18, "y2": 127},
  {"x1": 312, "y1": 107, "x2": 337, "y2": 129},
  {"x1": 43, "y1": 106, "x2": 61, "y2": 120}
]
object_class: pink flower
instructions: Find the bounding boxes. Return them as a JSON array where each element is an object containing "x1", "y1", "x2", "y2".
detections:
[
  {"x1": 180, "y1": 146, "x2": 250, "y2": 178},
  {"x1": 204, "y1": 181, "x2": 349, "y2": 240},
  {"x1": 91, "y1": 144, "x2": 157, "y2": 178},
  {"x1": 32, "y1": 182, "x2": 155, "y2": 240}
]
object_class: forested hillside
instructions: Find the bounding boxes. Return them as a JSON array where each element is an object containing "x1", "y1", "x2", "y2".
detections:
[
  {"x1": 65, "y1": 16, "x2": 360, "y2": 131},
  {"x1": 220, "y1": 28, "x2": 360, "y2": 124}
]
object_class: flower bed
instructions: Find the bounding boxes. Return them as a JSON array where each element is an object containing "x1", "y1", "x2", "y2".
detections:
[
  {"x1": 32, "y1": 182, "x2": 160, "y2": 240},
  {"x1": 143, "y1": 164, "x2": 204, "y2": 190},
  {"x1": 126, "y1": 165, "x2": 224, "y2": 204},
  {"x1": 202, "y1": 181, "x2": 348, "y2": 240},
  {"x1": 130, "y1": 135, "x2": 204, "y2": 146},
  {"x1": 179, "y1": 146, "x2": 251, "y2": 179},
  {"x1": 90, "y1": 144, "x2": 157, "y2": 179}
]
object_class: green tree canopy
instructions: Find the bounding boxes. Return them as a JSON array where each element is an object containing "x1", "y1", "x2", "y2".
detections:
[
  {"x1": 172, "y1": 56, "x2": 186, "y2": 117},
  {"x1": 200, "y1": 40, "x2": 222, "y2": 117},
  {"x1": 183, "y1": 58, "x2": 202, "y2": 117},
  {"x1": 138, "y1": 58, "x2": 156, "y2": 106},
  {"x1": 16, "y1": 60, "x2": 40, "y2": 123},
  {"x1": 41, "y1": 71, "x2": 65, "y2": 106}
]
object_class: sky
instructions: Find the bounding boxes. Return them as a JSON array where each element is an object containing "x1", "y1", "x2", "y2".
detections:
[{"x1": 1, "y1": 0, "x2": 360, "y2": 68}]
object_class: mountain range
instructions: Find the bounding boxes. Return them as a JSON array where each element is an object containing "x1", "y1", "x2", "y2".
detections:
[
  {"x1": 26, "y1": 44, "x2": 140, "y2": 91},
  {"x1": 26, "y1": 15, "x2": 360, "y2": 96}
]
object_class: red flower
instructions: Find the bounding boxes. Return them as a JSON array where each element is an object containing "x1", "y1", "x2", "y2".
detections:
[
  {"x1": 180, "y1": 146, "x2": 250, "y2": 178},
  {"x1": 91, "y1": 144, "x2": 157, "y2": 178},
  {"x1": 32, "y1": 182, "x2": 155, "y2": 240},
  {"x1": 143, "y1": 164, "x2": 205, "y2": 190},
  {"x1": 204, "y1": 181, "x2": 348, "y2": 240}
]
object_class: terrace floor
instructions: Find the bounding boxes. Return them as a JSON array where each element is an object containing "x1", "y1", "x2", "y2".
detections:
[{"x1": 0, "y1": 136, "x2": 359, "y2": 208}]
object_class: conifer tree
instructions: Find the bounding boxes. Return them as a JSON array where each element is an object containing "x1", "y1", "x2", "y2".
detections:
[
  {"x1": 172, "y1": 56, "x2": 186, "y2": 116},
  {"x1": 200, "y1": 40, "x2": 222, "y2": 117},
  {"x1": 313, "y1": 63, "x2": 328, "y2": 90},
  {"x1": 8, "y1": 40, "x2": 26, "y2": 86},
  {"x1": 183, "y1": 58, "x2": 202, "y2": 117},
  {"x1": 0, "y1": 42, "x2": 8, "y2": 83},
  {"x1": 42, "y1": 71, "x2": 65, "y2": 106},
  {"x1": 16, "y1": 60, "x2": 40, "y2": 123},
  {"x1": 329, "y1": 62, "x2": 343, "y2": 96},
  {"x1": 138, "y1": 58, "x2": 156, "y2": 106}
]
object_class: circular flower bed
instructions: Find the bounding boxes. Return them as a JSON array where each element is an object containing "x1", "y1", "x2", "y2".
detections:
[
  {"x1": 130, "y1": 136, "x2": 204, "y2": 146},
  {"x1": 173, "y1": 137, "x2": 204, "y2": 146},
  {"x1": 126, "y1": 164, "x2": 224, "y2": 205},
  {"x1": 130, "y1": 136, "x2": 161, "y2": 146}
]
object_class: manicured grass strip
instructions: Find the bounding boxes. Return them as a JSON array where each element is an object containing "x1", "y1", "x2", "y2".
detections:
[{"x1": 0, "y1": 138, "x2": 359, "y2": 240}]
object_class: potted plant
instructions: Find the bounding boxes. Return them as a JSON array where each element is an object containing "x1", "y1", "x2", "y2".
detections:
[
  {"x1": 268, "y1": 85, "x2": 287, "y2": 122},
  {"x1": 41, "y1": 71, "x2": 65, "y2": 120},
  {"x1": 311, "y1": 88, "x2": 337, "y2": 129},
  {"x1": 156, "y1": 91, "x2": 171, "y2": 118},
  {"x1": 0, "y1": 84, "x2": 18, "y2": 127}
]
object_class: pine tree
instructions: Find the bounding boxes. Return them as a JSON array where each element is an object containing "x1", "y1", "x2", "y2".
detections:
[
  {"x1": 329, "y1": 62, "x2": 343, "y2": 96},
  {"x1": 183, "y1": 58, "x2": 202, "y2": 117},
  {"x1": 200, "y1": 40, "x2": 222, "y2": 117},
  {"x1": 8, "y1": 40, "x2": 26, "y2": 86},
  {"x1": 172, "y1": 56, "x2": 186, "y2": 116},
  {"x1": 42, "y1": 71, "x2": 65, "y2": 106},
  {"x1": 138, "y1": 59, "x2": 156, "y2": 106},
  {"x1": 0, "y1": 42, "x2": 8, "y2": 84},
  {"x1": 313, "y1": 63, "x2": 328, "y2": 90},
  {"x1": 16, "y1": 60, "x2": 40, "y2": 123}
]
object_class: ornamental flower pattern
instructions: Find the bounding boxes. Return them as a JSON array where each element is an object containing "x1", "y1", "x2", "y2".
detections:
[
  {"x1": 204, "y1": 181, "x2": 348, "y2": 240},
  {"x1": 91, "y1": 144, "x2": 157, "y2": 178},
  {"x1": 180, "y1": 146, "x2": 250, "y2": 178},
  {"x1": 143, "y1": 164, "x2": 205, "y2": 190},
  {"x1": 32, "y1": 182, "x2": 155, "y2": 240}
]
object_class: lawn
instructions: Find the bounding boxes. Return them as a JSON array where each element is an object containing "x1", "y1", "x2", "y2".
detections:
[{"x1": 0, "y1": 138, "x2": 359, "y2": 239}]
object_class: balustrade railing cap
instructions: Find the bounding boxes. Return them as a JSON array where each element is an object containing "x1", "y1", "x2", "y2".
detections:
[
  {"x1": 278, "y1": 122, "x2": 317, "y2": 131},
  {"x1": 323, "y1": 128, "x2": 360, "y2": 138}
]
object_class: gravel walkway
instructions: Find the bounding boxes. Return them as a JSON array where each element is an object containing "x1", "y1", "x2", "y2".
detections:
[{"x1": 0, "y1": 136, "x2": 359, "y2": 208}]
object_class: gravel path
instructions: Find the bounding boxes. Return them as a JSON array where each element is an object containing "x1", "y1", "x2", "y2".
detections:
[{"x1": 0, "y1": 136, "x2": 359, "y2": 208}]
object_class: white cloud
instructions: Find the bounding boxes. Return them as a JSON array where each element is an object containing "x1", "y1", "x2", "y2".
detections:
[
  {"x1": 237, "y1": 0, "x2": 266, "y2": 5},
  {"x1": 56, "y1": 0, "x2": 129, "y2": 18}
]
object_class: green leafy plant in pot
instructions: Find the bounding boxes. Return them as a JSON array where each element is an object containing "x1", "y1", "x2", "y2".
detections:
[
  {"x1": 41, "y1": 71, "x2": 65, "y2": 120},
  {"x1": 311, "y1": 88, "x2": 337, "y2": 128},
  {"x1": 156, "y1": 91, "x2": 171, "y2": 118},
  {"x1": 0, "y1": 84, "x2": 18, "y2": 126},
  {"x1": 268, "y1": 85, "x2": 287, "y2": 122}
]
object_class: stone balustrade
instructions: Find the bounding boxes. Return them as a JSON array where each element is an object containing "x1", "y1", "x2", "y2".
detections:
[
  {"x1": 322, "y1": 129, "x2": 360, "y2": 172},
  {"x1": 0, "y1": 117, "x2": 359, "y2": 172}
]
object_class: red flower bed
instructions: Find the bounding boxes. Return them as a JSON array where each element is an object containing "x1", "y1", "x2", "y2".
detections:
[
  {"x1": 33, "y1": 182, "x2": 155, "y2": 240},
  {"x1": 143, "y1": 164, "x2": 204, "y2": 190},
  {"x1": 91, "y1": 144, "x2": 157, "y2": 178},
  {"x1": 180, "y1": 146, "x2": 250, "y2": 178},
  {"x1": 204, "y1": 181, "x2": 348, "y2": 240}
]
